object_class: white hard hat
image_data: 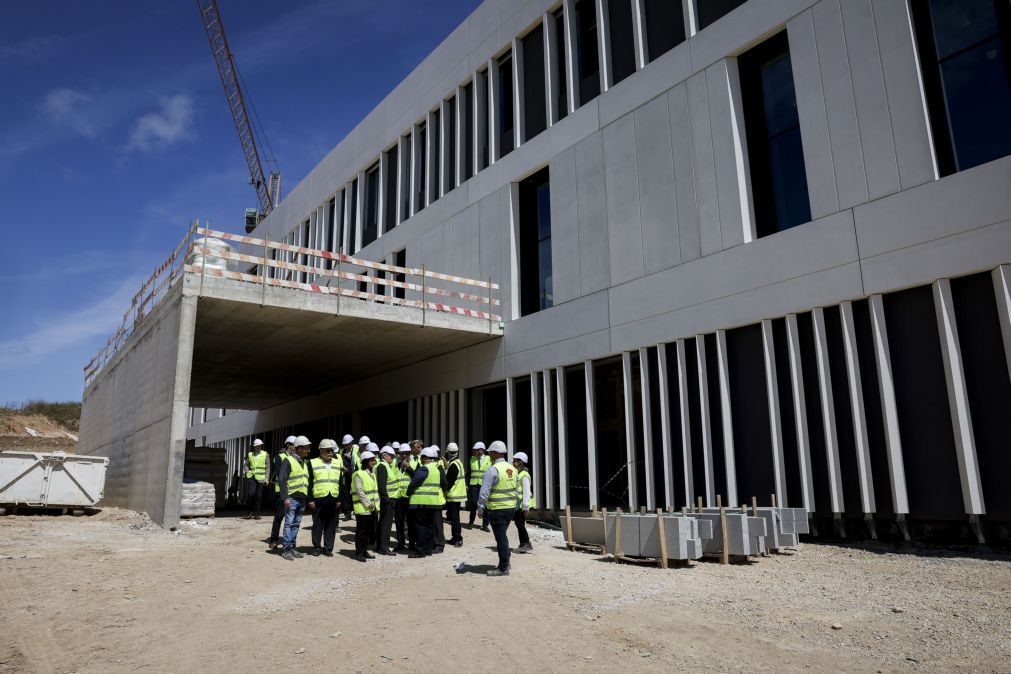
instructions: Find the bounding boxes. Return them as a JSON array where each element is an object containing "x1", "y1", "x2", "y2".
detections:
[
  {"x1": 285, "y1": 436, "x2": 297, "y2": 445},
  {"x1": 472, "y1": 441, "x2": 486, "y2": 450},
  {"x1": 252, "y1": 439, "x2": 264, "y2": 447},
  {"x1": 391, "y1": 441, "x2": 401, "y2": 449},
  {"x1": 359, "y1": 435, "x2": 371, "y2": 445},
  {"x1": 360, "y1": 450, "x2": 376, "y2": 461},
  {"x1": 446, "y1": 442, "x2": 459, "y2": 454},
  {"x1": 397, "y1": 444, "x2": 411, "y2": 453},
  {"x1": 342, "y1": 434, "x2": 354, "y2": 445},
  {"x1": 319, "y1": 439, "x2": 337, "y2": 451},
  {"x1": 421, "y1": 447, "x2": 439, "y2": 459},
  {"x1": 513, "y1": 452, "x2": 529, "y2": 464},
  {"x1": 366, "y1": 442, "x2": 379, "y2": 453},
  {"x1": 294, "y1": 435, "x2": 311, "y2": 447},
  {"x1": 487, "y1": 440, "x2": 507, "y2": 454},
  {"x1": 429, "y1": 444, "x2": 440, "y2": 455},
  {"x1": 380, "y1": 446, "x2": 395, "y2": 456}
]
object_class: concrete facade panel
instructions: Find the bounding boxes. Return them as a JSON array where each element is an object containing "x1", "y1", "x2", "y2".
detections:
[
  {"x1": 574, "y1": 131, "x2": 611, "y2": 294},
  {"x1": 705, "y1": 59, "x2": 746, "y2": 250},
  {"x1": 686, "y1": 72, "x2": 722, "y2": 256},
  {"x1": 603, "y1": 113, "x2": 645, "y2": 285},
  {"x1": 634, "y1": 94, "x2": 680, "y2": 274},
  {"x1": 668, "y1": 84, "x2": 701, "y2": 262},
  {"x1": 549, "y1": 146, "x2": 581, "y2": 305}
]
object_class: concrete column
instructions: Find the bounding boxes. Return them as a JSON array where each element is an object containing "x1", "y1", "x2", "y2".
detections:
[
  {"x1": 543, "y1": 368, "x2": 555, "y2": 510},
  {"x1": 695, "y1": 336, "x2": 715, "y2": 507},
  {"x1": 507, "y1": 183, "x2": 521, "y2": 321},
  {"x1": 684, "y1": 0, "x2": 698, "y2": 36},
  {"x1": 933, "y1": 279, "x2": 986, "y2": 516},
  {"x1": 868, "y1": 295, "x2": 910, "y2": 515},
  {"x1": 785, "y1": 314, "x2": 815, "y2": 512},
  {"x1": 992, "y1": 265, "x2": 1011, "y2": 385},
  {"x1": 761, "y1": 319, "x2": 788, "y2": 507},
  {"x1": 506, "y1": 376, "x2": 516, "y2": 461},
  {"x1": 716, "y1": 330, "x2": 737, "y2": 507},
  {"x1": 812, "y1": 307, "x2": 844, "y2": 515},
  {"x1": 562, "y1": 0, "x2": 578, "y2": 115},
  {"x1": 488, "y1": 58, "x2": 499, "y2": 163},
  {"x1": 377, "y1": 150, "x2": 387, "y2": 239},
  {"x1": 621, "y1": 351, "x2": 638, "y2": 511},
  {"x1": 638, "y1": 346, "x2": 655, "y2": 511},
  {"x1": 596, "y1": 0, "x2": 612, "y2": 92},
  {"x1": 409, "y1": 127, "x2": 418, "y2": 218},
  {"x1": 585, "y1": 360, "x2": 599, "y2": 509},
  {"x1": 531, "y1": 372, "x2": 543, "y2": 503},
  {"x1": 555, "y1": 365, "x2": 569, "y2": 509},
  {"x1": 454, "y1": 87, "x2": 464, "y2": 188},
  {"x1": 656, "y1": 343, "x2": 675, "y2": 509},
  {"x1": 423, "y1": 395, "x2": 431, "y2": 445},
  {"x1": 457, "y1": 388, "x2": 467, "y2": 451},
  {"x1": 448, "y1": 390, "x2": 457, "y2": 447},
  {"x1": 676, "y1": 339, "x2": 695, "y2": 507},
  {"x1": 513, "y1": 37, "x2": 525, "y2": 148},
  {"x1": 342, "y1": 184, "x2": 354, "y2": 253},
  {"x1": 396, "y1": 135, "x2": 406, "y2": 224},
  {"x1": 439, "y1": 98, "x2": 449, "y2": 198},
  {"x1": 425, "y1": 110, "x2": 436, "y2": 206},
  {"x1": 840, "y1": 301, "x2": 876, "y2": 515},
  {"x1": 355, "y1": 170, "x2": 366, "y2": 253},
  {"x1": 408, "y1": 399, "x2": 416, "y2": 439},
  {"x1": 441, "y1": 391, "x2": 449, "y2": 449},
  {"x1": 476, "y1": 66, "x2": 489, "y2": 169},
  {"x1": 544, "y1": 12, "x2": 560, "y2": 126},
  {"x1": 632, "y1": 0, "x2": 647, "y2": 70}
]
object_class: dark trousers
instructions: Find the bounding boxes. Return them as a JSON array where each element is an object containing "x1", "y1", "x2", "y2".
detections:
[
  {"x1": 311, "y1": 496, "x2": 339, "y2": 551},
  {"x1": 395, "y1": 497, "x2": 409, "y2": 548},
  {"x1": 269, "y1": 492, "x2": 284, "y2": 543},
  {"x1": 512, "y1": 509, "x2": 530, "y2": 546},
  {"x1": 377, "y1": 500, "x2": 394, "y2": 553},
  {"x1": 407, "y1": 506, "x2": 419, "y2": 551},
  {"x1": 446, "y1": 502, "x2": 463, "y2": 542},
  {"x1": 434, "y1": 508, "x2": 446, "y2": 550},
  {"x1": 467, "y1": 485, "x2": 485, "y2": 526},
  {"x1": 412, "y1": 508, "x2": 437, "y2": 555},
  {"x1": 245, "y1": 478, "x2": 264, "y2": 512},
  {"x1": 340, "y1": 476, "x2": 353, "y2": 520},
  {"x1": 488, "y1": 508, "x2": 515, "y2": 571},
  {"x1": 355, "y1": 514, "x2": 376, "y2": 556}
]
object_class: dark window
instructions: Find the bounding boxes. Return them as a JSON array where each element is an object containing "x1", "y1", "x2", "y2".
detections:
[
  {"x1": 498, "y1": 52, "x2": 515, "y2": 158},
  {"x1": 363, "y1": 163, "x2": 380, "y2": 248},
  {"x1": 400, "y1": 134, "x2": 411, "y2": 222},
  {"x1": 394, "y1": 248, "x2": 406, "y2": 301},
  {"x1": 416, "y1": 122, "x2": 426, "y2": 212},
  {"x1": 446, "y1": 96, "x2": 457, "y2": 191},
  {"x1": 697, "y1": 0, "x2": 746, "y2": 30},
  {"x1": 519, "y1": 167, "x2": 552, "y2": 315},
  {"x1": 738, "y1": 31, "x2": 811, "y2": 237},
  {"x1": 335, "y1": 189, "x2": 345, "y2": 253},
  {"x1": 301, "y1": 219, "x2": 310, "y2": 282},
  {"x1": 575, "y1": 0, "x2": 600, "y2": 104},
  {"x1": 430, "y1": 109, "x2": 441, "y2": 203},
  {"x1": 477, "y1": 69, "x2": 490, "y2": 170},
  {"x1": 522, "y1": 25, "x2": 547, "y2": 141},
  {"x1": 553, "y1": 8, "x2": 568, "y2": 120},
  {"x1": 326, "y1": 196, "x2": 337, "y2": 267},
  {"x1": 462, "y1": 82, "x2": 474, "y2": 180},
  {"x1": 644, "y1": 0, "x2": 686, "y2": 61},
  {"x1": 348, "y1": 178, "x2": 358, "y2": 252},
  {"x1": 607, "y1": 0, "x2": 636, "y2": 85},
  {"x1": 383, "y1": 146, "x2": 398, "y2": 233},
  {"x1": 911, "y1": 0, "x2": 1011, "y2": 176}
]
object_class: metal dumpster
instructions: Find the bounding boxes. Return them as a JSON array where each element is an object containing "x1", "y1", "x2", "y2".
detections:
[{"x1": 0, "y1": 451, "x2": 109, "y2": 512}]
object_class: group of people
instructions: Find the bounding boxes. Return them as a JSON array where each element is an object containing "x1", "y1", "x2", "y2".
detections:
[{"x1": 242, "y1": 435, "x2": 534, "y2": 575}]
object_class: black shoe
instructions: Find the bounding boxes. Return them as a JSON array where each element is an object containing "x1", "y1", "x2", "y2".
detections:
[
  {"x1": 453, "y1": 540, "x2": 463, "y2": 548},
  {"x1": 433, "y1": 547, "x2": 444, "y2": 554},
  {"x1": 311, "y1": 548, "x2": 322, "y2": 556},
  {"x1": 355, "y1": 554, "x2": 367, "y2": 562},
  {"x1": 378, "y1": 550, "x2": 396, "y2": 556},
  {"x1": 291, "y1": 549, "x2": 305, "y2": 558},
  {"x1": 516, "y1": 543, "x2": 533, "y2": 554},
  {"x1": 393, "y1": 546, "x2": 408, "y2": 553},
  {"x1": 487, "y1": 568, "x2": 510, "y2": 577},
  {"x1": 365, "y1": 552, "x2": 376, "y2": 559},
  {"x1": 281, "y1": 550, "x2": 295, "y2": 561},
  {"x1": 480, "y1": 527, "x2": 490, "y2": 532},
  {"x1": 323, "y1": 550, "x2": 334, "y2": 557},
  {"x1": 407, "y1": 552, "x2": 428, "y2": 559}
]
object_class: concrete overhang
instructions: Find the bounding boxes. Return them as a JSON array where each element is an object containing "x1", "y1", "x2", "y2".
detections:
[{"x1": 185, "y1": 274, "x2": 503, "y2": 409}]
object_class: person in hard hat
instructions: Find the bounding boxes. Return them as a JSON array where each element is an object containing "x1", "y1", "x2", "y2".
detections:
[
  {"x1": 394, "y1": 444, "x2": 413, "y2": 552},
  {"x1": 409, "y1": 439, "x2": 423, "y2": 465},
  {"x1": 428, "y1": 445, "x2": 447, "y2": 554},
  {"x1": 338, "y1": 434, "x2": 357, "y2": 522},
  {"x1": 352, "y1": 449, "x2": 380, "y2": 562},
  {"x1": 375, "y1": 445, "x2": 400, "y2": 555},
  {"x1": 476, "y1": 440, "x2": 517, "y2": 576},
  {"x1": 444, "y1": 443, "x2": 466, "y2": 547},
  {"x1": 468, "y1": 441, "x2": 490, "y2": 531},
  {"x1": 268, "y1": 436, "x2": 296, "y2": 550},
  {"x1": 356, "y1": 436, "x2": 370, "y2": 470},
  {"x1": 511, "y1": 452, "x2": 534, "y2": 554},
  {"x1": 406, "y1": 446, "x2": 447, "y2": 557},
  {"x1": 278, "y1": 436, "x2": 313, "y2": 561},
  {"x1": 308, "y1": 439, "x2": 342, "y2": 557},
  {"x1": 243, "y1": 439, "x2": 268, "y2": 520}
]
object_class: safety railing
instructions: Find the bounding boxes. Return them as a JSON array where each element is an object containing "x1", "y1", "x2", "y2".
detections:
[{"x1": 85, "y1": 221, "x2": 501, "y2": 385}]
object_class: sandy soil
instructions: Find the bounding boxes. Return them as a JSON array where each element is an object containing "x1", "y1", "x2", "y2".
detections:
[{"x1": 0, "y1": 508, "x2": 1008, "y2": 673}]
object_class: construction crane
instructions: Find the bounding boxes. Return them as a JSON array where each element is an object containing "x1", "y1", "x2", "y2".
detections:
[{"x1": 197, "y1": 0, "x2": 280, "y2": 232}]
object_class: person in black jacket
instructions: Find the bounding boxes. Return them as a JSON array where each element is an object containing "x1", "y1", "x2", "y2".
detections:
[
  {"x1": 268, "y1": 436, "x2": 296, "y2": 550},
  {"x1": 374, "y1": 445, "x2": 398, "y2": 555},
  {"x1": 406, "y1": 447, "x2": 447, "y2": 558}
]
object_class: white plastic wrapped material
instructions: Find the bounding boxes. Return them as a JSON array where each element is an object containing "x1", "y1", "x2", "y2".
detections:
[
  {"x1": 180, "y1": 479, "x2": 216, "y2": 517},
  {"x1": 187, "y1": 237, "x2": 233, "y2": 270}
]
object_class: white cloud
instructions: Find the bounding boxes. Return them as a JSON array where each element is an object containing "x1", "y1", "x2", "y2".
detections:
[
  {"x1": 126, "y1": 94, "x2": 196, "y2": 153},
  {"x1": 42, "y1": 88, "x2": 98, "y2": 138}
]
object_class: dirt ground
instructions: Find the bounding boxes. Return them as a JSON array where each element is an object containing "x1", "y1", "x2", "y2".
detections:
[{"x1": 1, "y1": 508, "x2": 1008, "y2": 673}]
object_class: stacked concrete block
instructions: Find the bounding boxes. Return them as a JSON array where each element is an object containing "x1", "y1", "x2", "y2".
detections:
[{"x1": 637, "y1": 514, "x2": 706, "y2": 561}]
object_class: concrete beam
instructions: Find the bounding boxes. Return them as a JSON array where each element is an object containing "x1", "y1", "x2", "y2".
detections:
[
  {"x1": 676, "y1": 339, "x2": 695, "y2": 508},
  {"x1": 812, "y1": 307, "x2": 844, "y2": 514},
  {"x1": 621, "y1": 351, "x2": 638, "y2": 511},
  {"x1": 716, "y1": 329, "x2": 737, "y2": 507},
  {"x1": 868, "y1": 295, "x2": 909, "y2": 514},
  {"x1": 555, "y1": 365, "x2": 569, "y2": 509},
  {"x1": 786, "y1": 314, "x2": 815, "y2": 512},
  {"x1": 585, "y1": 360, "x2": 599, "y2": 509},
  {"x1": 543, "y1": 368, "x2": 555, "y2": 510},
  {"x1": 656, "y1": 343, "x2": 675, "y2": 509},
  {"x1": 696, "y1": 336, "x2": 715, "y2": 506},
  {"x1": 761, "y1": 319, "x2": 788, "y2": 507},
  {"x1": 639, "y1": 346, "x2": 655, "y2": 511},
  {"x1": 840, "y1": 301, "x2": 876, "y2": 514}
]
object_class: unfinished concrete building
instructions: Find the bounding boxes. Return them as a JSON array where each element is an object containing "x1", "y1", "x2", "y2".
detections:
[{"x1": 80, "y1": 0, "x2": 1011, "y2": 539}]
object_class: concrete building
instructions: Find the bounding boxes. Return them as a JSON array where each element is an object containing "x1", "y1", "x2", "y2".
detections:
[{"x1": 80, "y1": 0, "x2": 1011, "y2": 539}]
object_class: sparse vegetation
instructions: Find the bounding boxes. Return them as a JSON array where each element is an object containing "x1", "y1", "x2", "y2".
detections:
[{"x1": 1, "y1": 401, "x2": 81, "y2": 432}]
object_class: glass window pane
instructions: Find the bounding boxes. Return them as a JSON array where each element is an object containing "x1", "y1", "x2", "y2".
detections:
[
  {"x1": 697, "y1": 0, "x2": 747, "y2": 30},
  {"x1": 760, "y1": 52, "x2": 800, "y2": 137},
  {"x1": 538, "y1": 238, "x2": 553, "y2": 310},
  {"x1": 929, "y1": 0, "x2": 999, "y2": 59},
  {"x1": 940, "y1": 39, "x2": 1011, "y2": 171},
  {"x1": 644, "y1": 0, "x2": 686, "y2": 62},
  {"x1": 767, "y1": 129, "x2": 811, "y2": 231}
]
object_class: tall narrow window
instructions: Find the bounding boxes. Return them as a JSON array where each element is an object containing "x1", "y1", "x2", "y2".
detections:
[
  {"x1": 498, "y1": 52, "x2": 515, "y2": 158},
  {"x1": 446, "y1": 96, "x2": 457, "y2": 191},
  {"x1": 739, "y1": 31, "x2": 811, "y2": 237},
  {"x1": 462, "y1": 82, "x2": 474, "y2": 180},
  {"x1": 335, "y1": 189, "x2": 345, "y2": 253},
  {"x1": 400, "y1": 133, "x2": 411, "y2": 222},
  {"x1": 607, "y1": 0, "x2": 636, "y2": 85},
  {"x1": 477, "y1": 69, "x2": 490, "y2": 170},
  {"x1": 522, "y1": 25, "x2": 547, "y2": 140},
  {"x1": 301, "y1": 219, "x2": 310, "y2": 282},
  {"x1": 519, "y1": 167, "x2": 553, "y2": 315},
  {"x1": 363, "y1": 163, "x2": 380, "y2": 248},
  {"x1": 430, "y1": 109, "x2": 441, "y2": 203},
  {"x1": 697, "y1": 0, "x2": 746, "y2": 30},
  {"x1": 553, "y1": 8, "x2": 568, "y2": 120},
  {"x1": 912, "y1": 0, "x2": 1011, "y2": 176},
  {"x1": 574, "y1": 0, "x2": 600, "y2": 105},
  {"x1": 644, "y1": 0, "x2": 686, "y2": 61},
  {"x1": 415, "y1": 122, "x2": 427, "y2": 213},
  {"x1": 394, "y1": 248, "x2": 407, "y2": 301},
  {"x1": 348, "y1": 178, "x2": 359, "y2": 252},
  {"x1": 326, "y1": 196, "x2": 337, "y2": 267},
  {"x1": 384, "y1": 146, "x2": 398, "y2": 233}
]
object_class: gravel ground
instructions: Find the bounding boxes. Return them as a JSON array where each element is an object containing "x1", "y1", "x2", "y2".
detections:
[{"x1": 0, "y1": 508, "x2": 1008, "y2": 672}]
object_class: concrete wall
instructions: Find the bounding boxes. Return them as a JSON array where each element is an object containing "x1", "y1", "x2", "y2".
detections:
[{"x1": 80, "y1": 288, "x2": 196, "y2": 527}]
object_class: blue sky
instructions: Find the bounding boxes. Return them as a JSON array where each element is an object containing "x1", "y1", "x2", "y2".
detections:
[{"x1": 0, "y1": 0, "x2": 481, "y2": 404}]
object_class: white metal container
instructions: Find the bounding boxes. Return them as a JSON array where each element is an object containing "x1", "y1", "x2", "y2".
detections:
[{"x1": 0, "y1": 451, "x2": 109, "y2": 510}]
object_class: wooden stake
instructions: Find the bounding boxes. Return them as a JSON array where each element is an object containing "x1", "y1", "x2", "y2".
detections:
[
  {"x1": 718, "y1": 494, "x2": 728, "y2": 565},
  {"x1": 640, "y1": 505, "x2": 646, "y2": 515},
  {"x1": 771, "y1": 493, "x2": 777, "y2": 508},
  {"x1": 656, "y1": 508, "x2": 668, "y2": 569},
  {"x1": 697, "y1": 496, "x2": 703, "y2": 512},
  {"x1": 564, "y1": 505, "x2": 574, "y2": 550},
  {"x1": 592, "y1": 507, "x2": 599, "y2": 519},
  {"x1": 752, "y1": 495, "x2": 758, "y2": 517}
]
